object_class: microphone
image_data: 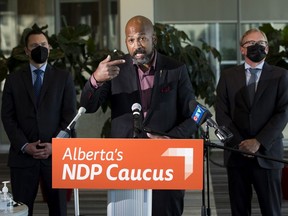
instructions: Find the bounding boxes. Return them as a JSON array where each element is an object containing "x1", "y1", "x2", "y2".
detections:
[
  {"x1": 189, "y1": 100, "x2": 233, "y2": 143},
  {"x1": 56, "y1": 107, "x2": 86, "y2": 138},
  {"x1": 131, "y1": 103, "x2": 142, "y2": 138}
]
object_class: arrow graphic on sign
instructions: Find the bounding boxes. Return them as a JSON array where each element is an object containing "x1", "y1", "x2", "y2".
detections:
[{"x1": 162, "y1": 148, "x2": 194, "y2": 180}]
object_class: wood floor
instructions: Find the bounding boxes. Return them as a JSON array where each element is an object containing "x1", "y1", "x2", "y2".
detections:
[{"x1": 1, "y1": 149, "x2": 288, "y2": 216}]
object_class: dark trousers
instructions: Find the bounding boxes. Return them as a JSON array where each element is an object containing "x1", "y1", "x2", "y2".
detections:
[
  {"x1": 10, "y1": 162, "x2": 67, "y2": 216},
  {"x1": 152, "y1": 190, "x2": 185, "y2": 216},
  {"x1": 227, "y1": 159, "x2": 282, "y2": 216}
]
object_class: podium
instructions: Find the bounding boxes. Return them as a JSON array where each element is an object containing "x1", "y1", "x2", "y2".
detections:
[
  {"x1": 107, "y1": 189, "x2": 152, "y2": 216},
  {"x1": 52, "y1": 138, "x2": 203, "y2": 215}
]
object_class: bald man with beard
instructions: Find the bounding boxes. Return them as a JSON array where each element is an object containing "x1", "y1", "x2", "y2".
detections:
[{"x1": 81, "y1": 15, "x2": 197, "y2": 216}]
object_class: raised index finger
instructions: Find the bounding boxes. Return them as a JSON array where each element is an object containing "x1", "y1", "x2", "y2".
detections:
[{"x1": 108, "y1": 58, "x2": 126, "y2": 66}]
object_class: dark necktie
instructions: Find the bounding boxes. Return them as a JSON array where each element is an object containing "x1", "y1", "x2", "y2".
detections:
[
  {"x1": 247, "y1": 68, "x2": 260, "y2": 104},
  {"x1": 33, "y1": 69, "x2": 44, "y2": 104}
]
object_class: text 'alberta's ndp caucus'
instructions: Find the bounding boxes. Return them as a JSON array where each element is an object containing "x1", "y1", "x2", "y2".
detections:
[{"x1": 52, "y1": 138, "x2": 204, "y2": 190}]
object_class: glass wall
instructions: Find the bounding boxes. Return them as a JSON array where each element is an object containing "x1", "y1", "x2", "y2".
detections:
[
  {"x1": 0, "y1": 0, "x2": 119, "y2": 57},
  {"x1": 154, "y1": 0, "x2": 288, "y2": 82},
  {"x1": 154, "y1": 0, "x2": 288, "y2": 141},
  {"x1": 1, "y1": 0, "x2": 288, "y2": 144},
  {"x1": 0, "y1": 0, "x2": 119, "y2": 146},
  {"x1": 0, "y1": 0, "x2": 55, "y2": 57},
  {"x1": 173, "y1": 22, "x2": 288, "y2": 82},
  {"x1": 59, "y1": 0, "x2": 119, "y2": 49}
]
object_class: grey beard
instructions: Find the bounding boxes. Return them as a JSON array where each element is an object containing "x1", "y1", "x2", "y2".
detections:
[
  {"x1": 133, "y1": 56, "x2": 150, "y2": 65},
  {"x1": 132, "y1": 49, "x2": 155, "y2": 66}
]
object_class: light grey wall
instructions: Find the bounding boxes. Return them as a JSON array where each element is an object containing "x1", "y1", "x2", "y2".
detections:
[
  {"x1": 154, "y1": 0, "x2": 237, "y2": 22},
  {"x1": 119, "y1": 0, "x2": 154, "y2": 52},
  {"x1": 154, "y1": 0, "x2": 288, "y2": 22}
]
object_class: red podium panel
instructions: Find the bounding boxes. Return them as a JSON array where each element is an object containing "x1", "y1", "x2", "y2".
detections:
[{"x1": 52, "y1": 138, "x2": 203, "y2": 190}]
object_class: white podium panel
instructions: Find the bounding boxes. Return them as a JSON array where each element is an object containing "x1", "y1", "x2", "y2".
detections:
[{"x1": 107, "y1": 189, "x2": 152, "y2": 216}]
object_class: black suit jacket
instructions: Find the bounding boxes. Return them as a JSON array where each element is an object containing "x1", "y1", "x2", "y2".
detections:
[
  {"x1": 216, "y1": 62, "x2": 288, "y2": 169},
  {"x1": 80, "y1": 52, "x2": 197, "y2": 139},
  {"x1": 1, "y1": 64, "x2": 77, "y2": 167}
]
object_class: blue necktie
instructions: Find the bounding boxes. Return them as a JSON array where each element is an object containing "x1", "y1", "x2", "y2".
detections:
[
  {"x1": 248, "y1": 68, "x2": 260, "y2": 104},
  {"x1": 33, "y1": 69, "x2": 44, "y2": 104}
]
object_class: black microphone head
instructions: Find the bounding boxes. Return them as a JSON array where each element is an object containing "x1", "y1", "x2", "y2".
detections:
[
  {"x1": 56, "y1": 129, "x2": 71, "y2": 138},
  {"x1": 131, "y1": 103, "x2": 142, "y2": 116},
  {"x1": 189, "y1": 100, "x2": 198, "y2": 112},
  {"x1": 131, "y1": 103, "x2": 142, "y2": 138}
]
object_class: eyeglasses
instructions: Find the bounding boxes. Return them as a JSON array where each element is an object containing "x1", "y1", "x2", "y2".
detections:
[{"x1": 241, "y1": 40, "x2": 268, "y2": 47}]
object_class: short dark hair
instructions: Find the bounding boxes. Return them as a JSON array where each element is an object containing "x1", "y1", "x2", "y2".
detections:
[{"x1": 24, "y1": 29, "x2": 49, "y2": 47}]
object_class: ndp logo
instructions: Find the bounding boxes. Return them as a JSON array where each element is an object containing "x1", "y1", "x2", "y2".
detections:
[{"x1": 52, "y1": 138, "x2": 204, "y2": 190}]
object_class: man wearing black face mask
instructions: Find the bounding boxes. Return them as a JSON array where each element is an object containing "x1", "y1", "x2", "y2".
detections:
[
  {"x1": 30, "y1": 44, "x2": 49, "y2": 64},
  {"x1": 1, "y1": 29, "x2": 77, "y2": 215},
  {"x1": 216, "y1": 28, "x2": 288, "y2": 216}
]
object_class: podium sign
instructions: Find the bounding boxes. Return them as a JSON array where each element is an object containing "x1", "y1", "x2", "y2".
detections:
[{"x1": 52, "y1": 138, "x2": 203, "y2": 190}]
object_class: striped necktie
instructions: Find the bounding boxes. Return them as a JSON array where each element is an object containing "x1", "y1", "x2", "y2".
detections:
[
  {"x1": 33, "y1": 69, "x2": 44, "y2": 104},
  {"x1": 247, "y1": 68, "x2": 260, "y2": 104}
]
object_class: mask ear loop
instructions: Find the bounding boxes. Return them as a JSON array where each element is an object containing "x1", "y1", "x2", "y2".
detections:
[{"x1": 24, "y1": 47, "x2": 30, "y2": 57}]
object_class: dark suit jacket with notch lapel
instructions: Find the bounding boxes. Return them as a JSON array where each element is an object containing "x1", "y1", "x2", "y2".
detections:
[
  {"x1": 216, "y1": 62, "x2": 288, "y2": 169},
  {"x1": 1, "y1": 63, "x2": 77, "y2": 167},
  {"x1": 81, "y1": 52, "x2": 197, "y2": 139}
]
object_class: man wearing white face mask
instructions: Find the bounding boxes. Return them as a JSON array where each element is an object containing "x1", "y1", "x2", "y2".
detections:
[
  {"x1": 1, "y1": 29, "x2": 77, "y2": 216},
  {"x1": 216, "y1": 28, "x2": 288, "y2": 216}
]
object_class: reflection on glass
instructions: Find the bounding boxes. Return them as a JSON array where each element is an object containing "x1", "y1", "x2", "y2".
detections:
[
  {"x1": 60, "y1": 0, "x2": 119, "y2": 50},
  {"x1": 219, "y1": 24, "x2": 237, "y2": 61},
  {"x1": 172, "y1": 23, "x2": 238, "y2": 79},
  {"x1": 0, "y1": 0, "x2": 55, "y2": 57}
]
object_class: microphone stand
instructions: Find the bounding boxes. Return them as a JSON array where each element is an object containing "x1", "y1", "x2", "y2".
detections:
[
  {"x1": 144, "y1": 126, "x2": 212, "y2": 215},
  {"x1": 199, "y1": 124, "x2": 288, "y2": 216},
  {"x1": 143, "y1": 127, "x2": 288, "y2": 216},
  {"x1": 133, "y1": 128, "x2": 140, "y2": 138},
  {"x1": 201, "y1": 123, "x2": 211, "y2": 216},
  {"x1": 206, "y1": 142, "x2": 288, "y2": 164},
  {"x1": 56, "y1": 129, "x2": 80, "y2": 216}
]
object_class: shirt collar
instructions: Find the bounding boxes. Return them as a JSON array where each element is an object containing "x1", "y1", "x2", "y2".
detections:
[
  {"x1": 30, "y1": 63, "x2": 47, "y2": 73},
  {"x1": 245, "y1": 61, "x2": 264, "y2": 70}
]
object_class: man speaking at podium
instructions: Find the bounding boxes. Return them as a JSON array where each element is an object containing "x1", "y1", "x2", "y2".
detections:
[{"x1": 81, "y1": 15, "x2": 197, "y2": 216}]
